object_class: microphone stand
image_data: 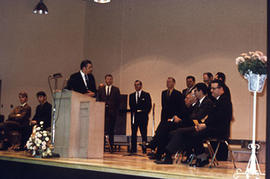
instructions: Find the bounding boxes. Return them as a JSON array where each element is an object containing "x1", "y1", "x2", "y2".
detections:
[{"x1": 48, "y1": 74, "x2": 65, "y2": 158}]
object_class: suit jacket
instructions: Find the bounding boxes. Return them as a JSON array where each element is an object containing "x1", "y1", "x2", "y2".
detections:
[
  {"x1": 32, "y1": 102, "x2": 52, "y2": 130},
  {"x1": 97, "y1": 85, "x2": 121, "y2": 117},
  {"x1": 190, "y1": 96, "x2": 213, "y2": 122},
  {"x1": 161, "y1": 89, "x2": 187, "y2": 122},
  {"x1": 8, "y1": 104, "x2": 31, "y2": 127},
  {"x1": 205, "y1": 94, "x2": 232, "y2": 138},
  {"x1": 129, "y1": 91, "x2": 152, "y2": 120},
  {"x1": 66, "y1": 72, "x2": 97, "y2": 96}
]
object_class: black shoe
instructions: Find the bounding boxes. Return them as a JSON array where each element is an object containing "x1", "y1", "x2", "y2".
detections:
[
  {"x1": 147, "y1": 151, "x2": 155, "y2": 157},
  {"x1": 148, "y1": 153, "x2": 161, "y2": 161},
  {"x1": 145, "y1": 143, "x2": 155, "y2": 150},
  {"x1": 194, "y1": 158, "x2": 209, "y2": 167},
  {"x1": 142, "y1": 145, "x2": 146, "y2": 154},
  {"x1": 154, "y1": 155, "x2": 173, "y2": 164}
]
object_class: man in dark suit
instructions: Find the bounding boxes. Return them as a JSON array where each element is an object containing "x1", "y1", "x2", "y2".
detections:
[
  {"x1": 190, "y1": 80, "x2": 232, "y2": 167},
  {"x1": 129, "y1": 80, "x2": 152, "y2": 153},
  {"x1": 155, "y1": 83, "x2": 214, "y2": 164},
  {"x1": 66, "y1": 60, "x2": 97, "y2": 97},
  {"x1": 147, "y1": 77, "x2": 187, "y2": 160},
  {"x1": 97, "y1": 74, "x2": 120, "y2": 151},
  {"x1": 182, "y1": 76, "x2": 195, "y2": 97},
  {"x1": 31, "y1": 91, "x2": 52, "y2": 130},
  {"x1": 0, "y1": 92, "x2": 31, "y2": 150}
]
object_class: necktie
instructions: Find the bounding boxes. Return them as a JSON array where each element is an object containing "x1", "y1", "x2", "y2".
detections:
[
  {"x1": 136, "y1": 91, "x2": 139, "y2": 103},
  {"x1": 85, "y1": 74, "x2": 89, "y2": 89}
]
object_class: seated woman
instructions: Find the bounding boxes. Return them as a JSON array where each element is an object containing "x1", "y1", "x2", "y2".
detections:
[{"x1": 0, "y1": 92, "x2": 31, "y2": 150}]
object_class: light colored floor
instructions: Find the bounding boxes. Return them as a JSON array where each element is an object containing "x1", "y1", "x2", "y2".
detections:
[{"x1": 0, "y1": 150, "x2": 265, "y2": 179}]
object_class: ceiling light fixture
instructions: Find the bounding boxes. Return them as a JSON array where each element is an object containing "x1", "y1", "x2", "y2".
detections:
[
  {"x1": 94, "y1": 0, "x2": 111, "y2": 4},
  {"x1": 33, "y1": 0, "x2": 48, "y2": 15}
]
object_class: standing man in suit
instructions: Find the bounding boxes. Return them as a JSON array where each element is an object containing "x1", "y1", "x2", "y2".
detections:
[
  {"x1": 97, "y1": 74, "x2": 120, "y2": 151},
  {"x1": 66, "y1": 60, "x2": 97, "y2": 97},
  {"x1": 129, "y1": 80, "x2": 152, "y2": 153},
  {"x1": 182, "y1": 76, "x2": 195, "y2": 97}
]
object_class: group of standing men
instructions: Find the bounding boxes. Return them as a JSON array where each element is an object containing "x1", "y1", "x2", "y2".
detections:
[{"x1": 66, "y1": 60, "x2": 152, "y2": 153}]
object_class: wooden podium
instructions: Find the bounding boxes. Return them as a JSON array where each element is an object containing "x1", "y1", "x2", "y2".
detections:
[{"x1": 53, "y1": 90, "x2": 105, "y2": 159}]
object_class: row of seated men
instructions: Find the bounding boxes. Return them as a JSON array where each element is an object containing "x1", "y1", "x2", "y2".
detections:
[
  {"x1": 0, "y1": 91, "x2": 52, "y2": 151},
  {"x1": 145, "y1": 76, "x2": 232, "y2": 167}
]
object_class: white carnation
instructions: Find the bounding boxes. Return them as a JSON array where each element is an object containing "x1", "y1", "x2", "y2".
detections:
[{"x1": 45, "y1": 137, "x2": 49, "y2": 142}]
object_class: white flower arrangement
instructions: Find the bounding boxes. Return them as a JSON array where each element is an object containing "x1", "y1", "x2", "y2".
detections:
[{"x1": 26, "y1": 121, "x2": 53, "y2": 158}]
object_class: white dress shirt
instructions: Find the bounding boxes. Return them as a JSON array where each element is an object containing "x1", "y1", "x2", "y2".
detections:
[
  {"x1": 106, "y1": 85, "x2": 112, "y2": 96},
  {"x1": 80, "y1": 70, "x2": 88, "y2": 89}
]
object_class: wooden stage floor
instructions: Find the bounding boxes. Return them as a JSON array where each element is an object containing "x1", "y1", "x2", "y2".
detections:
[{"x1": 0, "y1": 150, "x2": 265, "y2": 179}]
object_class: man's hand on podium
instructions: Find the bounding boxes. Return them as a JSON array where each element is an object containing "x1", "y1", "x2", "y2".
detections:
[{"x1": 86, "y1": 90, "x2": 95, "y2": 97}]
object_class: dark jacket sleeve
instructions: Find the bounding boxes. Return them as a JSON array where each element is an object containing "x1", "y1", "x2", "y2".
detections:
[
  {"x1": 89, "y1": 74, "x2": 97, "y2": 96},
  {"x1": 129, "y1": 93, "x2": 135, "y2": 113}
]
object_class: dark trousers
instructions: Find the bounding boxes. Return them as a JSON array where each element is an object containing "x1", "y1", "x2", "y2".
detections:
[
  {"x1": 131, "y1": 113, "x2": 148, "y2": 152},
  {"x1": 190, "y1": 128, "x2": 226, "y2": 156},
  {"x1": 149, "y1": 120, "x2": 178, "y2": 155},
  {"x1": 105, "y1": 111, "x2": 116, "y2": 147},
  {"x1": 0, "y1": 121, "x2": 30, "y2": 147},
  {"x1": 166, "y1": 126, "x2": 195, "y2": 154}
]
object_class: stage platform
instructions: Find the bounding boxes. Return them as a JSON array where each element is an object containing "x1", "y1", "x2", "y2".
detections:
[{"x1": 0, "y1": 150, "x2": 265, "y2": 179}]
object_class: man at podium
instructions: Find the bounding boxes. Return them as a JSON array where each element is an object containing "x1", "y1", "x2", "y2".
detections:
[{"x1": 66, "y1": 60, "x2": 97, "y2": 97}]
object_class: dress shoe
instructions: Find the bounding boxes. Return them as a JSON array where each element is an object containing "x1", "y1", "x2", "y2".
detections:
[
  {"x1": 148, "y1": 153, "x2": 161, "y2": 161},
  {"x1": 194, "y1": 158, "x2": 209, "y2": 167},
  {"x1": 145, "y1": 143, "x2": 155, "y2": 150},
  {"x1": 147, "y1": 151, "x2": 155, "y2": 156},
  {"x1": 154, "y1": 155, "x2": 173, "y2": 164},
  {"x1": 142, "y1": 145, "x2": 146, "y2": 154}
]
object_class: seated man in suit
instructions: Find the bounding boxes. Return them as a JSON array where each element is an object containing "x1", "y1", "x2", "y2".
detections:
[
  {"x1": 129, "y1": 80, "x2": 152, "y2": 153},
  {"x1": 155, "y1": 83, "x2": 214, "y2": 164},
  {"x1": 97, "y1": 74, "x2": 120, "y2": 151},
  {"x1": 146, "y1": 77, "x2": 187, "y2": 160},
  {"x1": 66, "y1": 59, "x2": 97, "y2": 97},
  {"x1": 182, "y1": 76, "x2": 195, "y2": 97},
  {"x1": 0, "y1": 92, "x2": 31, "y2": 150},
  {"x1": 214, "y1": 72, "x2": 231, "y2": 101},
  {"x1": 31, "y1": 91, "x2": 52, "y2": 130}
]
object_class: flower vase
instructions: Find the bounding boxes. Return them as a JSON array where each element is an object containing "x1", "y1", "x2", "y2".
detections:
[{"x1": 244, "y1": 71, "x2": 267, "y2": 93}]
